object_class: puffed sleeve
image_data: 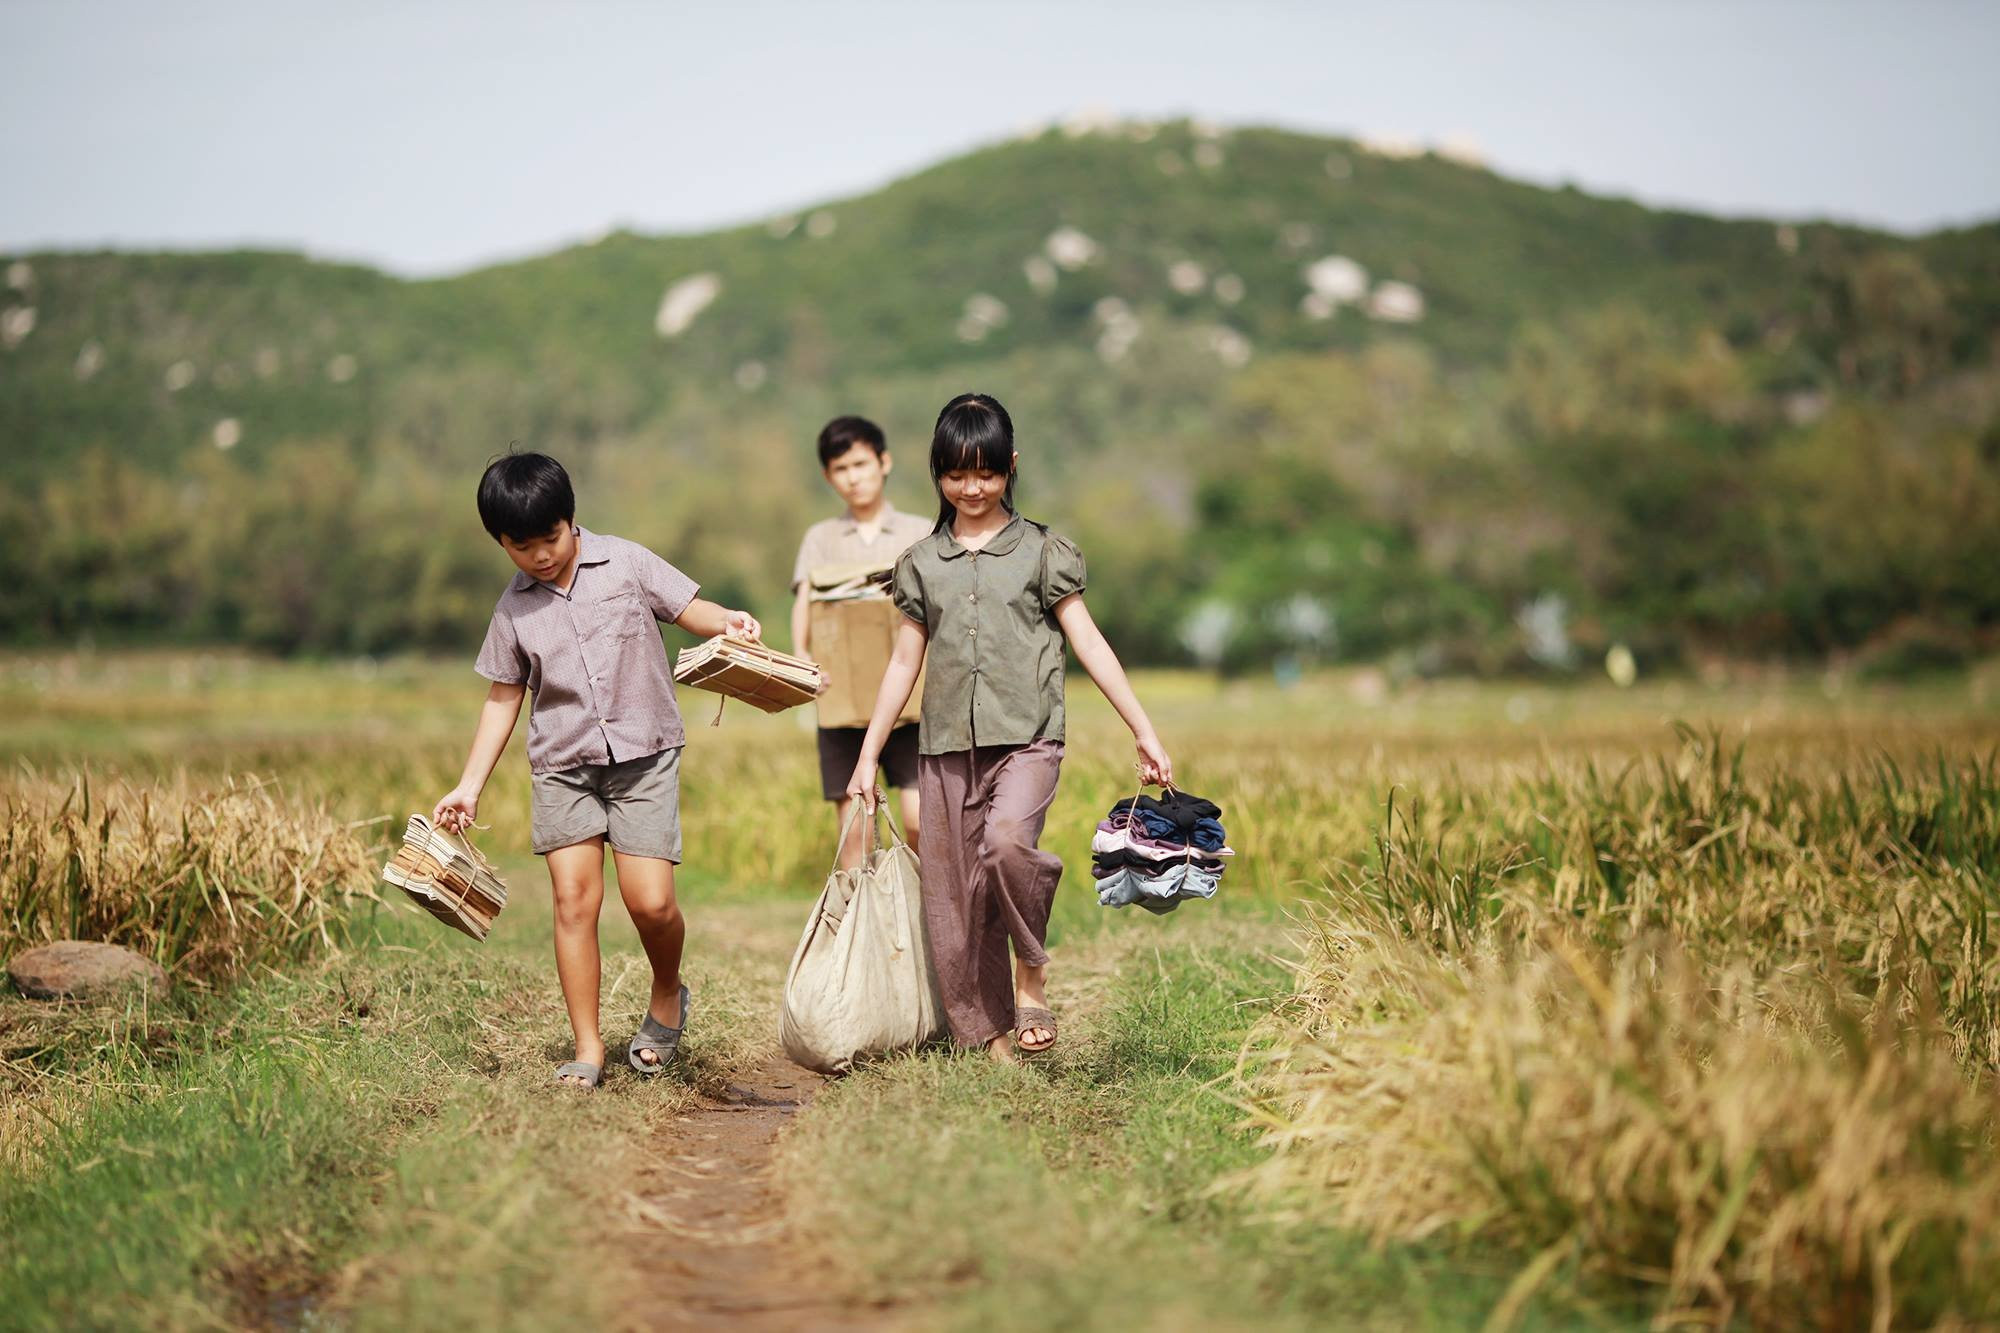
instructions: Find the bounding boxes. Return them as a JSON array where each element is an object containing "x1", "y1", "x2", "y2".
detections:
[
  {"x1": 890, "y1": 548, "x2": 927, "y2": 627},
  {"x1": 635, "y1": 544, "x2": 699, "y2": 624},
  {"x1": 1038, "y1": 532, "x2": 1087, "y2": 612},
  {"x1": 473, "y1": 604, "x2": 529, "y2": 684}
]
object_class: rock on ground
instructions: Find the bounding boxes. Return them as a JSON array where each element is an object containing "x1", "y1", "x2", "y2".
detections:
[{"x1": 7, "y1": 940, "x2": 169, "y2": 1000}]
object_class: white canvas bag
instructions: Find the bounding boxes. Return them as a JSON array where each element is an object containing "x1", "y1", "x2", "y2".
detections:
[{"x1": 779, "y1": 798, "x2": 946, "y2": 1073}]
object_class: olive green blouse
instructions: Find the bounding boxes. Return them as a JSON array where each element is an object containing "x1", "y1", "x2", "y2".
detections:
[{"x1": 890, "y1": 513, "x2": 1088, "y2": 755}]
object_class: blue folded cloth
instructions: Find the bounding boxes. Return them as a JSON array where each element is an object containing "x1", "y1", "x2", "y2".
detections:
[
  {"x1": 1127, "y1": 808, "x2": 1228, "y2": 852},
  {"x1": 1190, "y1": 817, "x2": 1226, "y2": 852}
]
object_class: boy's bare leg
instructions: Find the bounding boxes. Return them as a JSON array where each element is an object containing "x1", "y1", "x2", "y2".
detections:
[
  {"x1": 546, "y1": 838, "x2": 608, "y2": 1085},
  {"x1": 899, "y1": 785, "x2": 921, "y2": 860},
  {"x1": 610, "y1": 849, "x2": 685, "y2": 1066}
]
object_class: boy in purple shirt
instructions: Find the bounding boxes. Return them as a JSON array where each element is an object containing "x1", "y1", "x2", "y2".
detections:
[{"x1": 433, "y1": 453, "x2": 761, "y2": 1090}]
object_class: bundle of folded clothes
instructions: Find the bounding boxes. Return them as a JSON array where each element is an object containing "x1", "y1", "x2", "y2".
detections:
[{"x1": 1091, "y1": 788, "x2": 1233, "y2": 915}]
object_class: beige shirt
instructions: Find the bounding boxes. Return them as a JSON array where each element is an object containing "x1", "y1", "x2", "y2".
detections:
[{"x1": 790, "y1": 502, "x2": 935, "y2": 592}]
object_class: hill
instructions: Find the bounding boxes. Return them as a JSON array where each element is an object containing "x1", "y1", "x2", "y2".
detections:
[{"x1": 3, "y1": 120, "x2": 1996, "y2": 669}]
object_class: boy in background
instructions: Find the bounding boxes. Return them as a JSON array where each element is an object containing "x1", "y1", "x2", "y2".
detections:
[
  {"x1": 790, "y1": 416, "x2": 931, "y2": 867},
  {"x1": 434, "y1": 452, "x2": 761, "y2": 1089}
]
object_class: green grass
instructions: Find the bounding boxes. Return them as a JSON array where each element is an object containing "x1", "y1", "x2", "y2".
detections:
[
  {"x1": 779, "y1": 924, "x2": 1644, "y2": 1331},
  {"x1": 0, "y1": 864, "x2": 795, "y2": 1331},
  {"x1": 3, "y1": 915, "x2": 520, "y2": 1328}
]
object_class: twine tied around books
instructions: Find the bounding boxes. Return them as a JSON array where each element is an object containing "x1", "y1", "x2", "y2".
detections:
[
  {"x1": 674, "y1": 635, "x2": 821, "y2": 723},
  {"x1": 408, "y1": 819, "x2": 497, "y2": 915}
]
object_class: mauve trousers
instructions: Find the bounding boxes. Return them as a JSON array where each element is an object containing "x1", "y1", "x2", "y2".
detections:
[{"x1": 915, "y1": 738, "x2": 1065, "y2": 1047}]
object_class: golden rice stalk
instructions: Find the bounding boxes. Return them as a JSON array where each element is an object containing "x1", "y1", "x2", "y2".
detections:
[
  {"x1": 1245, "y1": 907, "x2": 2000, "y2": 1329},
  {"x1": 0, "y1": 767, "x2": 376, "y2": 985}
]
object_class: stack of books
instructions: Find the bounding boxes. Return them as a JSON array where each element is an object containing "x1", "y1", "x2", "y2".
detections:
[
  {"x1": 674, "y1": 636, "x2": 821, "y2": 714},
  {"x1": 381, "y1": 814, "x2": 509, "y2": 941},
  {"x1": 808, "y1": 561, "x2": 896, "y2": 602}
]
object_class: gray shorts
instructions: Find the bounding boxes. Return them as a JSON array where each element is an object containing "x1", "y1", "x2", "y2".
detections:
[{"x1": 530, "y1": 746, "x2": 683, "y2": 861}]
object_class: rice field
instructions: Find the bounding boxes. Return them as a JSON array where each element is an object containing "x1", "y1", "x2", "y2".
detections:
[{"x1": 1, "y1": 650, "x2": 1996, "y2": 1329}]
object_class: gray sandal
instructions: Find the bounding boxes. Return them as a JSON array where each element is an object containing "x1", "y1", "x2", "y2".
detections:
[
  {"x1": 628, "y1": 984, "x2": 691, "y2": 1073},
  {"x1": 552, "y1": 1060, "x2": 602, "y2": 1089},
  {"x1": 1015, "y1": 1005, "x2": 1058, "y2": 1053}
]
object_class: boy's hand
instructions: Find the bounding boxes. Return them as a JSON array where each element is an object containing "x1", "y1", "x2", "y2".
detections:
[
  {"x1": 813, "y1": 664, "x2": 831, "y2": 696},
  {"x1": 723, "y1": 609, "x2": 761, "y2": 642},
  {"x1": 844, "y1": 759, "x2": 879, "y2": 812},
  {"x1": 432, "y1": 788, "x2": 478, "y2": 834},
  {"x1": 1135, "y1": 733, "x2": 1174, "y2": 788}
]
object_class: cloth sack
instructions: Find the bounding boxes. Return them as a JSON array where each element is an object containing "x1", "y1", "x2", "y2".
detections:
[{"x1": 779, "y1": 799, "x2": 945, "y2": 1073}]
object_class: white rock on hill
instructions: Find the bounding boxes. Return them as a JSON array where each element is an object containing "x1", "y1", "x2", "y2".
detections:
[{"x1": 656, "y1": 273, "x2": 722, "y2": 338}]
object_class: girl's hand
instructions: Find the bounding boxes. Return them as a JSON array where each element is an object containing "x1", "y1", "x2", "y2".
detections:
[
  {"x1": 845, "y1": 758, "x2": 879, "y2": 811},
  {"x1": 432, "y1": 787, "x2": 478, "y2": 834},
  {"x1": 1135, "y1": 733, "x2": 1174, "y2": 788},
  {"x1": 723, "y1": 609, "x2": 761, "y2": 642}
]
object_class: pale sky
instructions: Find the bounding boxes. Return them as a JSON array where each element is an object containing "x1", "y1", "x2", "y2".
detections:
[{"x1": 5, "y1": 1, "x2": 1997, "y2": 276}]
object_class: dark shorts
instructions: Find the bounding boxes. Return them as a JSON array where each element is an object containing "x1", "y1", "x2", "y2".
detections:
[{"x1": 816, "y1": 724, "x2": 919, "y2": 801}]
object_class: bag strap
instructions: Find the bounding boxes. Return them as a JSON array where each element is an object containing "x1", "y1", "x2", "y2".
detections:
[
  {"x1": 829, "y1": 797, "x2": 874, "y2": 874},
  {"x1": 827, "y1": 787, "x2": 916, "y2": 875},
  {"x1": 873, "y1": 788, "x2": 913, "y2": 851}
]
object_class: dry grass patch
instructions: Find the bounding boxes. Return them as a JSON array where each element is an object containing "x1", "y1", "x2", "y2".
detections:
[
  {"x1": 1, "y1": 766, "x2": 376, "y2": 985},
  {"x1": 1247, "y1": 732, "x2": 2000, "y2": 1329}
]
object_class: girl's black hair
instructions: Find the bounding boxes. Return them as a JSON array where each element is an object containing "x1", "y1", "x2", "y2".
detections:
[
  {"x1": 929, "y1": 392, "x2": 1016, "y2": 531},
  {"x1": 477, "y1": 451, "x2": 575, "y2": 543}
]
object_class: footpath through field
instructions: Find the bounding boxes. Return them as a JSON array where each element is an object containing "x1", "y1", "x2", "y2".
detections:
[{"x1": 502, "y1": 891, "x2": 910, "y2": 1331}]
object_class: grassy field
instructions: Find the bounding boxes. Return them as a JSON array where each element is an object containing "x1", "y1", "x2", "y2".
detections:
[{"x1": 2, "y1": 651, "x2": 1996, "y2": 1329}]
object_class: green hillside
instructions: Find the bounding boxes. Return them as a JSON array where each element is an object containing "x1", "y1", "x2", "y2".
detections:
[{"x1": 3, "y1": 121, "x2": 1996, "y2": 669}]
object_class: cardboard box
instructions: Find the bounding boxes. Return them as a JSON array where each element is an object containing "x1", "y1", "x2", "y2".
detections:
[{"x1": 808, "y1": 574, "x2": 923, "y2": 730}]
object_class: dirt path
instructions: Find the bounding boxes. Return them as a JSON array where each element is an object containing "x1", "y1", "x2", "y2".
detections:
[{"x1": 616, "y1": 1052, "x2": 897, "y2": 1332}]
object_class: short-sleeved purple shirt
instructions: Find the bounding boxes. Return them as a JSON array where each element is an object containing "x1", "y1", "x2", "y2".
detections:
[{"x1": 474, "y1": 526, "x2": 700, "y2": 774}]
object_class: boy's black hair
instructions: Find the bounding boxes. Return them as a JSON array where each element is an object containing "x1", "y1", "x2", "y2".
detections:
[
  {"x1": 929, "y1": 392, "x2": 1016, "y2": 530},
  {"x1": 816, "y1": 415, "x2": 887, "y2": 468},
  {"x1": 476, "y1": 452, "x2": 575, "y2": 543}
]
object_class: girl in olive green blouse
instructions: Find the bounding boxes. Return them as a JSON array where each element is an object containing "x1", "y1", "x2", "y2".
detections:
[{"x1": 846, "y1": 393, "x2": 1174, "y2": 1061}]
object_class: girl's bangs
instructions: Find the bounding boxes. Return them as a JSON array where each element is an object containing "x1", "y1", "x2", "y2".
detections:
[{"x1": 936, "y1": 431, "x2": 1012, "y2": 475}]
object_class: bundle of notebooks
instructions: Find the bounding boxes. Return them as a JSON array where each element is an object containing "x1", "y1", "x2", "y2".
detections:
[
  {"x1": 673, "y1": 635, "x2": 821, "y2": 714},
  {"x1": 381, "y1": 814, "x2": 509, "y2": 941},
  {"x1": 807, "y1": 561, "x2": 896, "y2": 602}
]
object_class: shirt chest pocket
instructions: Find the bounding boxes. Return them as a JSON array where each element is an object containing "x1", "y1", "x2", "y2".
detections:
[{"x1": 596, "y1": 590, "x2": 656, "y2": 643}]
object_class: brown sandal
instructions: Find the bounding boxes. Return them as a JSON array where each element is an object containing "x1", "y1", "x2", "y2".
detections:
[{"x1": 1014, "y1": 1005, "x2": 1057, "y2": 1053}]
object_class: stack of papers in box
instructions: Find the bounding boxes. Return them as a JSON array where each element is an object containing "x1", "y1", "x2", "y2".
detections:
[
  {"x1": 808, "y1": 561, "x2": 896, "y2": 603},
  {"x1": 673, "y1": 636, "x2": 821, "y2": 714},
  {"x1": 382, "y1": 814, "x2": 509, "y2": 941}
]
